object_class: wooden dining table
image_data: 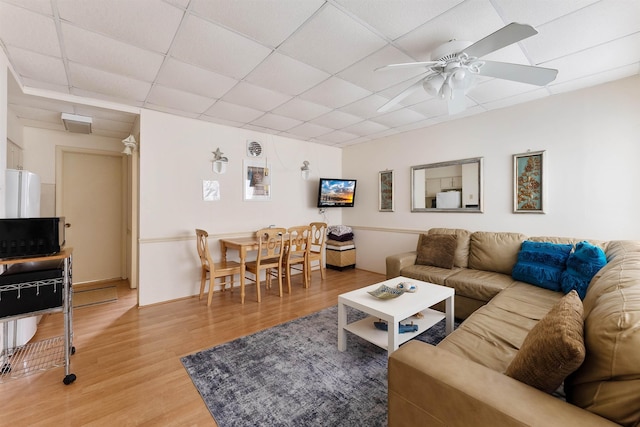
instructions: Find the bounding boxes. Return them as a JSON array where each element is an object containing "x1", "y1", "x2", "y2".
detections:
[{"x1": 219, "y1": 236, "x2": 260, "y2": 304}]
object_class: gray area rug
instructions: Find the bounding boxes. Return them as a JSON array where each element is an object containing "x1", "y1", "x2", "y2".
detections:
[{"x1": 181, "y1": 305, "x2": 457, "y2": 427}]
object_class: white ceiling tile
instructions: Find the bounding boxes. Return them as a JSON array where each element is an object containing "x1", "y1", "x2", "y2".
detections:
[
  {"x1": 68, "y1": 63, "x2": 152, "y2": 102},
  {"x1": 339, "y1": 94, "x2": 400, "y2": 118},
  {"x1": 57, "y1": 0, "x2": 183, "y2": 53},
  {"x1": 171, "y1": 15, "x2": 272, "y2": 79},
  {"x1": 279, "y1": 4, "x2": 387, "y2": 74},
  {"x1": 370, "y1": 107, "x2": 428, "y2": 128},
  {"x1": 271, "y1": 98, "x2": 332, "y2": 121},
  {"x1": 221, "y1": 81, "x2": 291, "y2": 112},
  {"x1": 74, "y1": 107, "x2": 136, "y2": 125},
  {"x1": 315, "y1": 130, "x2": 360, "y2": 144},
  {"x1": 396, "y1": 0, "x2": 504, "y2": 61},
  {"x1": 286, "y1": 122, "x2": 334, "y2": 139},
  {"x1": 299, "y1": 77, "x2": 371, "y2": 109},
  {"x1": 9, "y1": 104, "x2": 66, "y2": 125},
  {"x1": 7, "y1": 47, "x2": 67, "y2": 86},
  {"x1": 200, "y1": 115, "x2": 245, "y2": 128},
  {"x1": 335, "y1": 0, "x2": 464, "y2": 40},
  {"x1": 71, "y1": 88, "x2": 145, "y2": 107},
  {"x1": 245, "y1": 53, "x2": 330, "y2": 96},
  {"x1": 548, "y1": 63, "x2": 640, "y2": 95},
  {"x1": 146, "y1": 85, "x2": 215, "y2": 114},
  {"x1": 524, "y1": 1, "x2": 640, "y2": 63},
  {"x1": 191, "y1": 0, "x2": 323, "y2": 47},
  {"x1": 145, "y1": 103, "x2": 200, "y2": 119},
  {"x1": 492, "y1": 0, "x2": 600, "y2": 27},
  {"x1": 2, "y1": 0, "x2": 53, "y2": 15},
  {"x1": 378, "y1": 76, "x2": 431, "y2": 107},
  {"x1": 91, "y1": 116, "x2": 135, "y2": 133},
  {"x1": 311, "y1": 110, "x2": 363, "y2": 129},
  {"x1": 156, "y1": 58, "x2": 238, "y2": 99},
  {"x1": 338, "y1": 45, "x2": 427, "y2": 92},
  {"x1": 0, "y1": 2, "x2": 60, "y2": 55},
  {"x1": 164, "y1": 0, "x2": 190, "y2": 9},
  {"x1": 250, "y1": 113, "x2": 302, "y2": 132},
  {"x1": 62, "y1": 24, "x2": 164, "y2": 82},
  {"x1": 204, "y1": 100, "x2": 264, "y2": 123},
  {"x1": 543, "y1": 32, "x2": 640, "y2": 84},
  {"x1": 342, "y1": 120, "x2": 389, "y2": 136}
]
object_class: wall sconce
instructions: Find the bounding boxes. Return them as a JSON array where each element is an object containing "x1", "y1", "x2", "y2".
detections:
[
  {"x1": 121, "y1": 134, "x2": 137, "y2": 155},
  {"x1": 212, "y1": 147, "x2": 229, "y2": 174},
  {"x1": 300, "y1": 160, "x2": 310, "y2": 180}
]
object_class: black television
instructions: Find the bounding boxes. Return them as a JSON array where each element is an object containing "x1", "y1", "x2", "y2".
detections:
[{"x1": 317, "y1": 178, "x2": 357, "y2": 208}]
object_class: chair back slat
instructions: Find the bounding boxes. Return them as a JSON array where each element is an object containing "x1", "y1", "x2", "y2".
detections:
[{"x1": 255, "y1": 227, "x2": 286, "y2": 263}]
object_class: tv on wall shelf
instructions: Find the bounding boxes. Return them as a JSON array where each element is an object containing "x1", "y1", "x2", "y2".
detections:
[{"x1": 317, "y1": 178, "x2": 357, "y2": 208}]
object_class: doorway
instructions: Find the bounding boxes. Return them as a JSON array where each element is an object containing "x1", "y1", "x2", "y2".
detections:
[{"x1": 56, "y1": 148, "x2": 124, "y2": 284}]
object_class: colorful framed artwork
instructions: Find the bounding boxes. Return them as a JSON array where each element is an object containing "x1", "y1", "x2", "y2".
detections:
[
  {"x1": 378, "y1": 170, "x2": 394, "y2": 212},
  {"x1": 243, "y1": 159, "x2": 271, "y2": 201},
  {"x1": 513, "y1": 150, "x2": 546, "y2": 213}
]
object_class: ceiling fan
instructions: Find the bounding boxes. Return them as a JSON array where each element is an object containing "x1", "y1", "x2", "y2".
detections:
[{"x1": 376, "y1": 23, "x2": 558, "y2": 115}]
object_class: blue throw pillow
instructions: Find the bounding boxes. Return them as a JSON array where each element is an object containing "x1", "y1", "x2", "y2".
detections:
[
  {"x1": 512, "y1": 240, "x2": 573, "y2": 291},
  {"x1": 561, "y1": 241, "x2": 607, "y2": 299}
]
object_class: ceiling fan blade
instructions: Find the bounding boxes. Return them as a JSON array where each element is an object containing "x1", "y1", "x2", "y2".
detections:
[
  {"x1": 478, "y1": 60, "x2": 558, "y2": 86},
  {"x1": 375, "y1": 61, "x2": 444, "y2": 72},
  {"x1": 377, "y1": 78, "x2": 426, "y2": 113},
  {"x1": 447, "y1": 89, "x2": 467, "y2": 115},
  {"x1": 463, "y1": 23, "x2": 538, "y2": 58}
]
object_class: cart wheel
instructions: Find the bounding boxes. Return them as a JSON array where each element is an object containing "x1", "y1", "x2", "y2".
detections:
[
  {"x1": 63, "y1": 373, "x2": 77, "y2": 385},
  {"x1": 1, "y1": 363, "x2": 11, "y2": 375},
  {"x1": 71, "y1": 346, "x2": 76, "y2": 355}
]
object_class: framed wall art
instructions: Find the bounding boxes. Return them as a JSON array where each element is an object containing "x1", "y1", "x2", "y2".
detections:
[
  {"x1": 378, "y1": 170, "x2": 394, "y2": 212},
  {"x1": 243, "y1": 159, "x2": 271, "y2": 201},
  {"x1": 513, "y1": 150, "x2": 546, "y2": 213}
]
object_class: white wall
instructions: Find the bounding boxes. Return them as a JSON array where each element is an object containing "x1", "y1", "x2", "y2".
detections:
[
  {"x1": 343, "y1": 75, "x2": 640, "y2": 274},
  {"x1": 138, "y1": 110, "x2": 343, "y2": 305},
  {"x1": 1, "y1": 52, "x2": 8, "y2": 216}
]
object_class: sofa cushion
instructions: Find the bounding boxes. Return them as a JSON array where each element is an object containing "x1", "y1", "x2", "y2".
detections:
[
  {"x1": 505, "y1": 290, "x2": 585, "y2": 394},
  {"x1": 468, "y1": 231, "x2": 527, "y2": 275},
  {"x1": 438, "y1": 282, "x2": 562, "y2": 373},
  {"x1": 427, "y1": 228, "x2": 471, "y2": 268},
  {"x1": 444, "y1": 269, "x2": 513, "y2": 303},
  {"x1": 512, "y1": 240, "x2": 573, "y2": 291},
  {"x1": 400, "y1": 264, "x2": 459, "y2": 287},
  {"x1": 566, "y1": 240, "x2": 640, "y2": 425},
  {"x1": 416, "y1": 234, "x2": 457, "y2": 269},
  {"x1": 560, "y1": 241, "x2": 607, "y2": 299}
]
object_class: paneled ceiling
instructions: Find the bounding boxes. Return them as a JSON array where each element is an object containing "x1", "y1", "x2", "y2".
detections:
[{"x1": 1, "y1": 0, "x2": 639, "y2": 146}]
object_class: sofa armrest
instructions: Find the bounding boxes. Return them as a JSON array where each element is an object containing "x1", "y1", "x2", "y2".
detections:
[
  {"x1": 386, "y1": 251, "x2": 418, "y2": 279},
  {"x1": 388, "y1": 341, "x2": 619, "y2": 427}
]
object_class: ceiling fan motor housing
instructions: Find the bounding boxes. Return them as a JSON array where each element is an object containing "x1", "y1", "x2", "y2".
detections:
[{"x1": 431, "y1": 40, "x2": 473, "y2": 62}]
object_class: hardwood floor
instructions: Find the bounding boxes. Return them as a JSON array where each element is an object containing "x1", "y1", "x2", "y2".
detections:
[{"x1": 0, "y1": 268, "x2": 384, "y2": 426}]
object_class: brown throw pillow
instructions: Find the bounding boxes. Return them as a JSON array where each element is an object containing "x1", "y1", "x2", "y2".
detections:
[
  {"x1": 415, "y1": 234, "x2": 457, "y2": 269},
  {"x1": 505, "y1": 290, "x2": 585, "y2": 394}
]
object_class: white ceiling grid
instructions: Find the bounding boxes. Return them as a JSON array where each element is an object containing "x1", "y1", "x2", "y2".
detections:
[{"x1": 0, "y1": 0, "x2": 638, "y2": 145}]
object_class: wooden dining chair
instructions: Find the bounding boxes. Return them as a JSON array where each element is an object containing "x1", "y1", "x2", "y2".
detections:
[
  {"x1": 245, "y1": 228, "x2": 286, "y2": 302},
  {"x1": 195, "y1": 229, "x2": 242, "y2": 306},
  {"x1": 307, "y1": 222, "x2": 327, "y2": 284},
  {"x1": 283, "y1": 226, "x2": 311, "y2": 293}
]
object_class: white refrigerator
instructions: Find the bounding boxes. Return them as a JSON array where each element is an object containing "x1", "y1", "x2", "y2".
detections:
[
  {"x1": 436, "y1": 191, "x2": 462, "y2": 209},
  {"x1": 2, "y1": 169, "x2": 41, "y2": 346}
]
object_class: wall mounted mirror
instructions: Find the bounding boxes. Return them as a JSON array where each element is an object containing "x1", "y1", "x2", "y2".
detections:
[{"x1": 411, "y1": 157, "x2": 483, "y2": 212}]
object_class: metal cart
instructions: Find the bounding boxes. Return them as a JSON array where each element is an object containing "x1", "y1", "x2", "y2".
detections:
[{"x1": 0, "y1": 248, "x2": 76, "y2": 385}]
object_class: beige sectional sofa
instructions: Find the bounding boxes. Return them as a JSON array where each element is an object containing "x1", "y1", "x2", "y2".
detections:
[{"x1": 385, "y1": 228, "x2": 640, "y2": 427}]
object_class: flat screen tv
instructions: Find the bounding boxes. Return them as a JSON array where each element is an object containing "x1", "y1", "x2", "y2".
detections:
[{"x1": 317, "y1": 178, "x2": 357, "y2": 208}]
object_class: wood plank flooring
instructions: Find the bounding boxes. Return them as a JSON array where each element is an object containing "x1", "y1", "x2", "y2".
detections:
[{"x1": 0, "y1": 268, "x2": 384, "y2": 426}]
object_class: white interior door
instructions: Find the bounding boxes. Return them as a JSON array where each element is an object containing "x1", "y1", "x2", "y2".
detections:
[{"x1": 59, "y1": 150, "x2": 123, "y2": 284}]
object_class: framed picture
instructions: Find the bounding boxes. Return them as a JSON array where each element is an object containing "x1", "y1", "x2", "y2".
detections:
[
  {"x1": 243, "y1": 159, "x2": 271, "y2": 201},
  {"x1": 378, "y1": 170, "x2": 394, "y2": 212},
  {"x1": 513, "y1": 150, "x2": 546, "y2": 213}
]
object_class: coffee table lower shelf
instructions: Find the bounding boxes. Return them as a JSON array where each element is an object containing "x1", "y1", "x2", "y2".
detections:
[{"x1": 343, "y1": 308, "x2": 445, "y2": 350}]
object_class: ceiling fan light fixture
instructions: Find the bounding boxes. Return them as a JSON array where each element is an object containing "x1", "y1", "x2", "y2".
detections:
[{"x1": 423, "y1": 74, "x2": 445, "y2": 97}]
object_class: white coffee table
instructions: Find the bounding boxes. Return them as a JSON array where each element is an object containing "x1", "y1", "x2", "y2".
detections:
[{"x1": 338, "y1": 276, "x2": 454, "y2": 355}]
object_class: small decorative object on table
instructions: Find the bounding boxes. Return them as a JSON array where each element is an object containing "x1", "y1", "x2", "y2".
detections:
[
  {"x1": 368, "y1": 284, "x2": 405, "y2": 299},
  {"x1": 396, "y1": 281, "x2": 417, "y2": 293},
  {"x1": 374, "y1": 320, "x2": 419, "y2": 333}
]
